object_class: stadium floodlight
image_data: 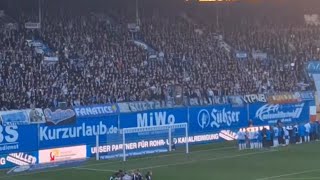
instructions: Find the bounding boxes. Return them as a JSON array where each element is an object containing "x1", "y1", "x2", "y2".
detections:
[{"x1": 95, "y1": 123, "x2": 189, "y2": 162}]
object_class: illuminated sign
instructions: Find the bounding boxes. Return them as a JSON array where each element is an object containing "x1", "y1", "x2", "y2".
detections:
[{"x1": 39, "y1": 145, "x2": 86, "y2": 164}]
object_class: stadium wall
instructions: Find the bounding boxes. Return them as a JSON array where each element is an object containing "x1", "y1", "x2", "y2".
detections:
[{"x1": 0, "y1": 92, "x2": 315, "y2": 169}]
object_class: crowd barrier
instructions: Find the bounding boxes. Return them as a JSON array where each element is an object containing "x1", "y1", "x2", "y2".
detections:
[{"x1": 0, "y1": 96, "x2": 315, "y2": 169}]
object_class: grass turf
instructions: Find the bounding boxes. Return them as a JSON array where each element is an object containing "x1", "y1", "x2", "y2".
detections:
[{"x1": 1, "y1": 141, "x2": 320, "y2": 180}]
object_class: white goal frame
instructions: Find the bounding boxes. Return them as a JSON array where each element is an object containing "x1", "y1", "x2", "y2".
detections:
[{"x1": 121, "y1": 123, "x2": 189, "y2": 161}]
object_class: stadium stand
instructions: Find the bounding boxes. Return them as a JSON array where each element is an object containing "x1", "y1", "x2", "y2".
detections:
[{"x1": 0, "y1": 0, "x2": 319, "y2": 110}]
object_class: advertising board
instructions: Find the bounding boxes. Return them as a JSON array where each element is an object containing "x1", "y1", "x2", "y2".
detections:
[
  {"x1": 39, "y1": 145, "x2": 86, "y2": 164},
  {"x1": 0, "y1": 151, "x2": 38, "y2": 169},
  {"x1": 39, "y1": 115, "x2": 118, "y2": 149}
]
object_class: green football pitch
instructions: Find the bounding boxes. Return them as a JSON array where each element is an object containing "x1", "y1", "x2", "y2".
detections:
[{"x1": 1, "y1": 141, "x2": 320, "y2": 180}]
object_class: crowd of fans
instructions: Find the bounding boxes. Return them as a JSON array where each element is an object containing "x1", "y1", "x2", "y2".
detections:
[{"x1": 0, "y1": 0, "x2": 320, "y2": 110}]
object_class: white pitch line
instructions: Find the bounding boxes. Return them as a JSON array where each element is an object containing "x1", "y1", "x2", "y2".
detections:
[
  {"x1": 73, "y1": 167, "x2": 116, "y2": 173},
  {"x1": 134, "y1": 149, "x2": 278, "y2": 171},
  {"x1": 83, "y1": 145, "x2": 235, "y2": 168},
  {"x1": 0, "y1": 145, "x2": 235, "y2": 179},
  {"x1": 277, "y1": 177, "x2": 320, "y2": 180},
  {"x1": 256, "y1": 169, "x2": 320, "y2": 180}
]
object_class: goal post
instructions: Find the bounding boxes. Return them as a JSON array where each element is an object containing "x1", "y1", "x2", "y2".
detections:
[
  {"x1": 94, "y1": 123, "x2": 189, "y2": 161},
  {"x1": 121, "y1": 123, "x2": 189, "y2": 161}
]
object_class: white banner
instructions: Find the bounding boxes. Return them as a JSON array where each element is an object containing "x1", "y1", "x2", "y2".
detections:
[
  {"x1": 304, "y1": 14, "x2": 320, "y2": 26},
  {"x1": 25, "y1": 22, "x2": 41, "y2": 29},
  {"x1": 252, "y1": 51, "x2": 267, "y2": 60},
  {"x1": 118, "y1": 101, "x2": 161, "y2": 113},
  {"x1": 44, "y1": 56, "x2": 59, "y2": 63},
  {"x1": 26, "y1": 108, "x2": 46, "y2": 124},
  {"x1": 39, "y1": 145, "x2": 86, "y2": 164}
]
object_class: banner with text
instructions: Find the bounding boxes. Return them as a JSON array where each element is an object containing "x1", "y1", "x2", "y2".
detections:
[
  {"x1": 38, "y1": 115, "x2": 118, "y2": 149},
  {"x1": 249, "y1": 102, "x2": 310, "y2": 125},
  {"x1": 0, "y1": 125, "x2": 38, "y2": 154},
  {"x1": 74, "y1": 104, "x2": 119, "y2": 118}
]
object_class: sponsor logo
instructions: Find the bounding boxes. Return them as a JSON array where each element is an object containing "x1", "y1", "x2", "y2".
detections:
[
  {"x1": 49, "y1": 150, "x2": 59, "y2": 161},
  {"x1": 197, "y1": 108, "x2": 240, "y2": 129},
  {"x1": 219, "y1": 130, "x2": 238, "y2": 141},
  {"x1": 268, "y1": 93, "x2": 301, "y2": 104},
  {"x1": 0, "y1": 152, "x2": 37, "y2": 172},
  {"x1": 255, "y1": 103, "x2": 304, "y2": 121},
  {"x1": 197, "y1": 110, "x2": 210, "y2": 129},
  {"x1": 74, "y1": 105, "x2": 118, "y2": 117},
  {"x1": 6, "y1": 153, "x2": 37, "y2": 165},
  {"x1": 44, "y1": 108, "x2": 76, "y2": 125},
  {"x1": 128, "y1": 102, "x2": 158, "y2": 112},
  {"x1": 0, "y1": 126, "x2": 19, "y2": 152},
  {"x1": 0, "y1": 158, "x2": 5, "y2": 165},
  {"x1": 39, "y1": 121, "x2": 117, "y2": 141},
  {"x1": 137, "y1": 111, "x2": 175, "y2": 127},
  {"x1": 39, "y1": 145, "x2": 86, "y2": 164},
  {"x1": 297, "y1": 91, "x2": 314, "y2": 101},
  {"x1": 242, "y1": 94, "x2": 266, "y2": 103}
]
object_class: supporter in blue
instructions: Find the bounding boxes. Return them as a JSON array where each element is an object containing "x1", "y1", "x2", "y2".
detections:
[
  {"x1": 266, "y1": 128, "x2": 272, "y2": 148},
  {"x1": 294, "y1": 123, "x2": 299, "y2": 144},
  {"x1": 258, "y1": 130, "x2": 263, "y2": 149},
  {"x1": 310, "y1": 121, "x2": 316, "y2": 141},
  {"x1": 305, "y1": 122, "x2": 311, "y2": 142},
  {"x1": 283, "y1": 126, "x2": 289, "y2": 146},
  {"x1": 278, "y1": 124, "x2": 285, "y2": 145},
  {"x1": 298, "y1": 123, "x2": 306, "y2": 144},
  {"x1": 273, "y1": 125, "x2": 279, "y2": 147},
  {"x1": 316, "y1": 121, "x2": 320, "y2": 141},
  {"x1": 287, "y1": 125, "x2": 296, "y2": 144},
  {"x1": 237, "y1": 130, "x2": 246, "y2": 150}
]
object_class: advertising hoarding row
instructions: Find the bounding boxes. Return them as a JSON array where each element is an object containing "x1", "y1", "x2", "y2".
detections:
[{"x1": 0, "y1": 99, "x2": 314, "y2": 169}]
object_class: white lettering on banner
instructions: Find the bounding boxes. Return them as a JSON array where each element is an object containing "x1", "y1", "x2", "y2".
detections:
[
  {"x1": 242, "y1": 94, "x2": 266, "y2": 103},
  {"x1": 218, "y1": 130, "x2": 238, "y2": 141},
  {"x1": 198, "y1": 109, "x2": 240, "y2": 129},
  {"x1": 0, "y1": 126, "x2": 19, "y2": 152},
  {"x1": 137, "y1": 112, "x2": 175, "y2": 127},
  {"x1": 74, "y1": 105, "x2": 117, "y2": 117},
  {"x1": 6, "y1": 153, "x2": 37, "y2": 166},
  {"x1": 0, "y1": 158, "x2": 5, "y2": 165},
  {"x1": 90, "y1": 134, "x2": 219, "y2": 155},
  {"x1": 39, "y1": 122, "x2": 118, "y2": 141},
  {"x1": 255, "y1": 103, "x2": 304, "y2": 121}
]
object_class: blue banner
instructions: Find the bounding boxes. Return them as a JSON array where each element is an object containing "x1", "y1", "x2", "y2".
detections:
[
  {"x1": 38, "y1": 115, "x2": 119, "y2": 149},
  {"x1": 188, "y1": 105, "x2": 247, "y2": 141},
  {"x1": 249, "y1": 102, "x2": 310, "y2": 125},
  {"x1": 74, "y1": 104, "x2": 119, "y2": 118},
  {"x1": 298, "y1": 91, "x2": 314, "y2": 101},
  {"x1": 236, "y1": 52, "x2": 248, "y2": 59},
  {"x1": 306, "y1": 60, "x2": 320, "y2": 74},
  {"x1": 0, "y1": 151, "x2": 38, "y2": 169},
  {"x1": 0, "y1": 111, "x2": 29, "y2": 126},
  {"x1": 119, "y1": 108, "x2": 188, "y2": 128},
  {"x1": 43, "y1": 108, "x2": 76, "y2": 126},
  {"x1": 0, "y1": 125, "x2": 38, "y2": 154}
]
